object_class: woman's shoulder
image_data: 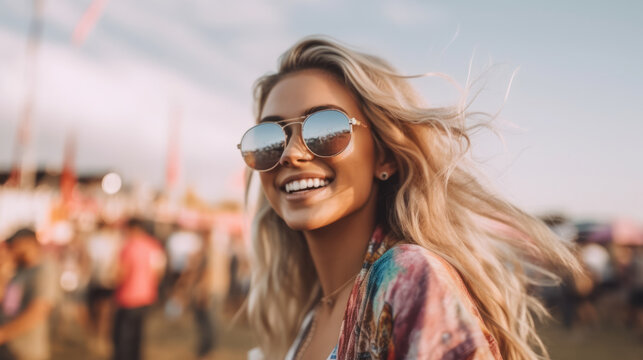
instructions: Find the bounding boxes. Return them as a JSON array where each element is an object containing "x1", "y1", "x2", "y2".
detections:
[
  {"x1": 369, "y1": 242, "x2": 462, "y2": 291},
  {"x1": 367, "y1": 242, "x2": 480, "y2": 322},
  {"x1": 365, "y1": 242, "x2": 470, "y2": 321},
  {"x1": 357, "y1": 243, "x2": 501, "y2": 359}
]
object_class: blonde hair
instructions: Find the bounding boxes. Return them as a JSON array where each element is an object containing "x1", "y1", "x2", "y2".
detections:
[{"x1": 246, "y1": 36, "x2": 580, "y2": 359}]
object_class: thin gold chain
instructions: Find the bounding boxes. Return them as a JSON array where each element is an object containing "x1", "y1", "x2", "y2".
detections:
[
  {"x1": 295, "y1": 274, "x2": 358, "y2": 359},
  {"x1": 319, "y1": 274, "x2": 357, "y2": 307}
]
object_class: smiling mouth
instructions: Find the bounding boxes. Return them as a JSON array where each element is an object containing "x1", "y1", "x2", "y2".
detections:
[{"x1": 283, "y1": 178, "x2": 333, "y2": 194}]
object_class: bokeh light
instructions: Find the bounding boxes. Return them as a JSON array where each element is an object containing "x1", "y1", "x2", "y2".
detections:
[{"x1": 101, "y1": 172, "x2": 122, "y2": 195}]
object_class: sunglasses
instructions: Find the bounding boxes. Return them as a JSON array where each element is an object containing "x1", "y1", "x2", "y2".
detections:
[{"x1": 237, "y1": 109, "x2": 368, "y2": 171}]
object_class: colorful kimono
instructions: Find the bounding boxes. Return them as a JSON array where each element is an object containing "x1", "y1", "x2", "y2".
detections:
[{"x1": 335, "y1": 226, "x2": 502, "y2": 360}]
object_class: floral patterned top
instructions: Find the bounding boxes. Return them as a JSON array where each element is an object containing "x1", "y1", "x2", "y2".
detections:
[
  {"x1": 287, "y1": 226, "x2": 503, "y2": 360},
  {"x1": 281, "y1": 226, "x2": 502, "y2": 360}
]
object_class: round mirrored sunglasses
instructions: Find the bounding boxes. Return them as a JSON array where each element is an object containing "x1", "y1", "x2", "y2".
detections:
[{"x1": 237, "y1": 109, "x2": 367, "y2": 171}]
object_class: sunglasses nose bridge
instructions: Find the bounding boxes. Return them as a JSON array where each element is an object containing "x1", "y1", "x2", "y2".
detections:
[{"x1": 279, "y1": 121, "x2": 314, "y2": 166}]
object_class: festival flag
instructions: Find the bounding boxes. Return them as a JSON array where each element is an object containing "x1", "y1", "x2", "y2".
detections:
[
  {"x1": 166, "y1": 102, "x2": 181, "y2": 194},
  {"x1": 60, "y1": 131, "x2": 77, "y2": 205},
  {"x1": 7, "y1": 0, "x2": 45, "y2": 188},
  {"x1": 5, "y1": 127, "x2": 24, "y2": 187},
  {"x1": 5, "y1": 163, "x2": 20, "y2": 187},
  {"x1": 72, "y1": 0, "x2": 109, "y2": 46},
  {"x1": 6, "y1": 105, "x2": 34, "y2": 186}
]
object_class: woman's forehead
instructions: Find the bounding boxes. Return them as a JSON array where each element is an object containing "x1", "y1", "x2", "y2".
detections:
[{"x1": 261, "y1": 69, "x2": 358, "y2": 119}]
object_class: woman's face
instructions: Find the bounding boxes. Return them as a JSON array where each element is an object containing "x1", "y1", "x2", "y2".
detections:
[{"x1": 258, "y1": 69, "x2": 378, "y2": 231}]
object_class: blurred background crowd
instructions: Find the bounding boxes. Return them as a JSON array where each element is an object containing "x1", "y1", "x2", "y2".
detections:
[
  {"x1": 0, "y1": 173, "x2": 250, "y2": 360},
  {"x1": 0, "y1": 172, "x2": 641, "y2": 359},
  {"x1": 1, "y1": 0, "x2": 641, "y2": 359}
]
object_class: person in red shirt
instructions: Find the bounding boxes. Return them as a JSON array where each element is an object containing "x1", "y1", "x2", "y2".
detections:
[{"x1": 112, "y1": 218, "x2": 165, "y2": 360}]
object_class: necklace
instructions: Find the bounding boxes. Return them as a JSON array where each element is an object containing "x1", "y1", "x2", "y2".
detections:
[
  {"x1": 319, "y1": 274, "x2": 357, "y2": 307},
  {"x1": 295, "y1": 274, "x2": 358, "y2": 360}
]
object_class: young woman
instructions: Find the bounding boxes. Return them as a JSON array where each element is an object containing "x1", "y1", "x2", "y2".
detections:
[{"x1": 239, "y1": 37, "x2": 580, "y2": 360}]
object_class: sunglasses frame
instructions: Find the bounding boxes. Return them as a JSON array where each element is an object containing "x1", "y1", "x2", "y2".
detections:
[{"x1": 237, "y1": 109, "x2": 368, "y2": 172}]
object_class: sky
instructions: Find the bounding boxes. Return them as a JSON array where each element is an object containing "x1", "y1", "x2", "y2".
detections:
[{"x1": 0, "y1": 0, "x2": 641, "y2": 221}]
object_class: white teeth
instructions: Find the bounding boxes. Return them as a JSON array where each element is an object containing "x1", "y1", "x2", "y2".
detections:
[{"x1": 284, "y1": 178, "x2": 331, "y2": 193}]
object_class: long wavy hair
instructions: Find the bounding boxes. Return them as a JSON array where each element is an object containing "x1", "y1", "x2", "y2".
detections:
[{"x1": 245, "y1": 36, "x2": 580, "y2": 359}]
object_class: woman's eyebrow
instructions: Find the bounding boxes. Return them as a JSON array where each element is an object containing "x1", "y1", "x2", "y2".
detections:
[
  {"x1": 301, "y1": 104, "x2": 346, "y2": 116},
  {"x1": 259, "y1": 104, "x2": 348, "y2": 123}
]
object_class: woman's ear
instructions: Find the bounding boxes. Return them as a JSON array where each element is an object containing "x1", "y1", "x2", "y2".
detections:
[{"x1": 374, "y1": 147, "x2": 397, "y2": 181}]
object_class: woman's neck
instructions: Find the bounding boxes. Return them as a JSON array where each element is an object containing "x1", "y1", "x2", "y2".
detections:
[{"x1": 303, "y1": 186, "x2": 378, "y2": 298}]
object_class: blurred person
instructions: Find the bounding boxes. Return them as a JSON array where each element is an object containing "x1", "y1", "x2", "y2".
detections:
[
  {"x1": 241, "y1": 37, "x2": 581, "y2": 359},
  {"x1": 0, "y1": 243, "x2": 16, "y2": 360},
  {"x1": 112, "y1": 218, "x2": 165, "y2": 360},
  {"x1": 559, "y1": 261, "x2": 596, "y2": 330},
  {"x1": 226, "y1": 249, "x2": 240, "y2": 313},
  {"x1": 86, "y1": 221, "x2": 121, "y2": 356},
  {"x1": 610, "y1": 243, "x2": 635, "y2": 283},
  {"x1": 627, "y1": 247, "x2": 643, "y2": 339},
  {"x1": 0, "y1": 229, "x2": 58, "y2": 360},
  {"x1": 56, "y1": 230, "x2": 92, "y2": 342},
  {"x1": 225, "y1": 234, "x2": 250, "y2": 314},
  {"x1": 170, "y1": 229, "x2": 217, "y2": 359},
  {"x1": 594, "y1": 243, "x2": 638, "y2": 327},
  {"x1": 606, "y1": 243, "x2": 643, "y2": 332},
  {"x1": 161, "y1": 222, "x2": 200, "y2": 313},
  {"x1": 558, "y1": 243, "x2": 610, "y2": 328},
  {"x1": 0, "y1": 242, "x2": 16, "y2": 299},
  {"x1": 165, "y1": 223, "x2": 201, "y2": 290}
]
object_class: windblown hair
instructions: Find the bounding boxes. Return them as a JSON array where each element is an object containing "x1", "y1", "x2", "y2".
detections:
[{"x1": 246, "y1": 36, "x2": 580, "y2": 359}]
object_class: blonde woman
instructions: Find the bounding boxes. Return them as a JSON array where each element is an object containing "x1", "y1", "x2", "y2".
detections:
[{"x1": 239, "y1": 36, "x2": 580, "y2": 360}]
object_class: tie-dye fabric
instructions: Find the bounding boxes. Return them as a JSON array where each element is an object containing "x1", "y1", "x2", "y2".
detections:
[
  {"x1": 285, "y1": 226, "x2": 502, "y2": 360},
  {"x1": 335, "y1": 226, "x2": 502, "y2": 360}
]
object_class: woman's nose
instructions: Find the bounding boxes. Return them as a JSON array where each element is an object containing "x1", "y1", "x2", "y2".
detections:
[{"x1": 279, "y1": 125, "x2": 314, "y2": 168}]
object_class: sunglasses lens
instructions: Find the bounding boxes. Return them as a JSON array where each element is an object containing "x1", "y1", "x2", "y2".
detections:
[
  {"x1": 240, "y1": 123, "x2": 284, "y2": 171},
  {"x1": 303, "y1": 110, "x2": 352, "y2": 157}
]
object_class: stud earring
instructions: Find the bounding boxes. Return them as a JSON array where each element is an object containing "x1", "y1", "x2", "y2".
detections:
[{"x1": 379, "y1": 172, "x2": 389, "y2": 180}]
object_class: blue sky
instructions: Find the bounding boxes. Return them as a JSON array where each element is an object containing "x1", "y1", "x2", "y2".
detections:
[{"x1": 0, "y1": 0, "x2": 641, "y2": 221}]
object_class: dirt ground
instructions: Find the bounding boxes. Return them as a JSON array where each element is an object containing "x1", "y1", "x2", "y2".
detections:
[
  {"x1": 50, "y1": 305, "x2": 642, "y2": 360},
  {"x1": 51, "y1": 304, "x2": 252, "y2": 360}
]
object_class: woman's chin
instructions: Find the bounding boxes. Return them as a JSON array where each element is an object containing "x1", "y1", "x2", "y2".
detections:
[
  {"x1": 280, "y1": 210, "x2": 341, "y2": 232},
  {"x1": 283, "y1": 217, "x2": 326, "y2": 232}
]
